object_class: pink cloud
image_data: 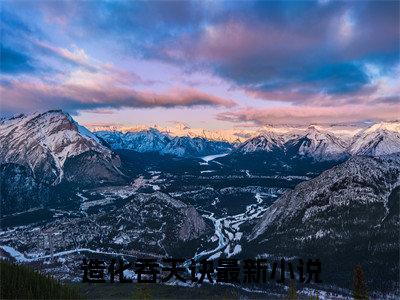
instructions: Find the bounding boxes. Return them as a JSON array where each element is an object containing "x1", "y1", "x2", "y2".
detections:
[
  {"x1": 217, "y1": 105, "x2": 400, "y2": 125},
  {"x1": 0, "y1": 78, "x2": 235, "y2": 115}
]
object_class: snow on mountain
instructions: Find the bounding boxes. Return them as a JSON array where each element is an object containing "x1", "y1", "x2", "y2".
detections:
[
  {"x1": 95, "y1": 129, "x2": 232, "y2": 157},
  {"x1": 348, "y1": 121, "x2": 400, "y2": 156},
  {"x1": 236, "y1": 132, "x2": 285, "y2": 153},
  {"x1": 236, "y1": 122, "x2": 399, "y2": 160},
  {"x1": 90, "y1": 123, "x2": 254, "y2": 143},
  {"x1": 236, "y1": 126, "x2": 349, "y2": 160},
  {"x1": 161, "y1": 136, "x2": 231, "y2": 157},
  {"x1": 286, "y1": 125, "x2": 349, "y2": 160},
  {"x1": 247, "y1": 153, "x2": 400, "y2": 291},
  {"x1": 250, "y1": 154, "x2": 400, "y2": 239},
  {"x1": 1, "y1": 190, "x2": 211, "y2": 259},
  {"x1": 0, "y1": 110, "x2": 124, "y2": 185},
  {"x1": 96, "y1": 128, "x2": 171, "y2": 153},
  {"x1": 88, "y1": 122, "x2": 364, "y2": 144}
]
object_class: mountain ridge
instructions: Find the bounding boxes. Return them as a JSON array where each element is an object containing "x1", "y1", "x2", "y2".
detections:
[
  {"x1": 245, "y1": 153, "x2": 400, "y2": 291},
  {"x1": 235, "y1": 122, "x2": 399, "y2": 160}
]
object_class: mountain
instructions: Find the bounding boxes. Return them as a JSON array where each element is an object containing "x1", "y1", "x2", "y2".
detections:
[
  {"x1": 235, "y1": 122, "x2": 399, "y2": 161},
  {"x1": 247, "y1": 154, "x2": 400, "y2": 292},
  {"x1": 235, "y1": 126, "x2": 349, "y2": 161},
  {"x1": 349, "y1": 121, "x2": 400, "y2": 156},
  {"x1": 95, "y1": 129, "x2": 232, "y2": 157},
  {"x1": 285, "y1": 126, "x2": 349, "y2": 160},
  {"x1": 0, "y1": 110, "x2": 125, "y2": 186},
  {"x1": 161, "y1": 136, "x2": 231, "y2": 157},
  {"x1": 95, "y1": 128, "x2": 171, "y2": 153},
  {"x1": 88, "y1": 122, "x2": 364, "y2": 144},
  {"x1": 0, "y1": 110, "x2": 126, "y2": 215},
  {"x1": 236, "y1": 132, "x2": 285, "y2": 153},
  {"x1": 1, "y1": 190, "x2": 210, "y2": 261}
]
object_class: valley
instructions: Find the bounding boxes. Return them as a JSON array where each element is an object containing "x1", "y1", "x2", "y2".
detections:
[{"x1": 0, "y1": 111, "x2": 399, "y2": 298}]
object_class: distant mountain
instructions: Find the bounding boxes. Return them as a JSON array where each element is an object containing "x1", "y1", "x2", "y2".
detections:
[
  {"x1": 88, "y1": 122, "x2": 365, "y2": 144},
  {"x1": 349, "y1": 122, "x2": 400, "y2": 156},
  {"x1": 236, "y1": 132, "x2": 285, "y2": 153},
  {"x1": 235, "y1": 126, "x2": 349, "y2": 161},
  {"x1": 95, "y1": 128, "x2": 171, "y2": 154},
  {"x1": 285, "y1": 126, "x2": 349, "y2": 160},
  {"x1": 235, "y1": 122, "x2": 399, "y2": 161},
  {"x1": 162, "y1": 136, "x2": 231, "y2": 157},
  {"x1": 95, "y1": 129, "x2": 232, "y2": 157},
  {"x1": 247, "y1": 154, "x2": 400, "y2": 292}
]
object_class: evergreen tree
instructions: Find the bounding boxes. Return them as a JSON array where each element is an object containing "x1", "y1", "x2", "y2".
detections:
[
  {"x1": 286, "y1": 279, "x2": 298, "y2": 300},
  {"x1": 0, "y1": 261, "x2": 81, "y2": 299},
  {"x1": 353, "y1": 265, "x2": 368, "y2": 300}
]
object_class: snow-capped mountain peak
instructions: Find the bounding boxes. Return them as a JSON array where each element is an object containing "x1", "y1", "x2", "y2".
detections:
[
  {"x1": 349, "y1": 121, "x2": 400, "y2": 156},
  {"x1": 291, "y1": 127, "x2": 348, "y2": 160},
  {"x1": 236, "y1": 133, "x2": 285, "y2": 153},
  {"x1": 236, "y1": 121, "x2": 399, "y2": 160},
  {"x1": 0, "y1": 110, "x2": 123, "y2": 185}
]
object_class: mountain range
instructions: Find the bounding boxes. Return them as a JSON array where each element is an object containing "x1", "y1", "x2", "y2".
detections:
[
  {"x1": 96, "y1": 121, "x2": 400, "y2": 161},
  {"x1": 95, "y1": 129, "x2": 232, "y2": 157},
  {"x1": 1, "y1": 109, "x2": 399, "y2": 295},
  {"x1": 235, "y1": 123, "x2": 400, "y2": 160}
]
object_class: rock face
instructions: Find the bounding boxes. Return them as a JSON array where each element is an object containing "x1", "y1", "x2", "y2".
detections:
[
  {"x1": 95, "y1": 129, "x2": 232, "y2": 157},
  {"x1": 0, "y1": 110, "x2": 125, "y2": 186},
  {"x1": 0, "y1": 110, "x2": 126, "y2": 215},
  {"x1": 179, "y1": 206, "x2": 209, "y2": 241},
  {"x1": 247, "y1": 154, "x2": 400, "y2": 292},
  {"x1": 96, "y1": 129, "x2": 171, "y2": 154}
]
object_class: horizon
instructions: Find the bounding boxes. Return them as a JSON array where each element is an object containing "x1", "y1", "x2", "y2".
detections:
[
  {"x1": 1, "y1": 1, "x2": 399, "y2": 130},
  {"x1": 2, "y1": 108, "x2": 399, "y2": 143}
]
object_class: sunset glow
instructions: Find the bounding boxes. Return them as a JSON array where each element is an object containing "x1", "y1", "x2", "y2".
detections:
[{"x1": 1, "y1": 1, "x2": 399, "y2": 129}]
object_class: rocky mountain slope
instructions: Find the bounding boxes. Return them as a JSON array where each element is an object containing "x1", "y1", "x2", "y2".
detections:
[
  {"x1": 284, "y1": 126, "x2": 350, "y2": 160},
  {"x1": 247, "y1": 154, "x2": 400, "y2": 292},
  {"x1": 349, "y1": 122, "x2": 400, "y2": 156},
  {"x1": 0, "y1": 110, "x2": 126, "y2": 215},
  {"x1": 0, "y1": 191, "x2": 210, "y2": 259},
  {"x1": 0, "y1": 110, "x2": 125, "y2": 185}
]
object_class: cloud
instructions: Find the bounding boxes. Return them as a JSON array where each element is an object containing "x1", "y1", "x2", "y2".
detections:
[
  {"x1": 217, "y1": 105, "x2": 400, "y2": 126},
  {"x1": 0, "y1": 76, "x2": 235, "y2": 115},
  {"x1": 1, "y1": 1, "x2": 398, "y2": 123},
  {"x1": 154, "y1": 2, "x2": 399, "y2": 105},
  {"x1": 34, "y1": 41, "x2": 95, "y2": 71}
]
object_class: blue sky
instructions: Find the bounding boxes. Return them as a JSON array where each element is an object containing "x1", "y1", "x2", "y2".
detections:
[{"x1": 1, "y1": 0, "x2": 399, "y2": 128}]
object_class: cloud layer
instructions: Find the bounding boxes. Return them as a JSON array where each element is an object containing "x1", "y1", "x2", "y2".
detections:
[
  {"x1": 217, "y1": 105, "x2": 400, "y2": 126},
  {"x1": 1, "y1": 1, "x2": 399, "y2": 125}
]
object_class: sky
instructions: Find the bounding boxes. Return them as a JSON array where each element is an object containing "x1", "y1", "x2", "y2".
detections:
[{"x1": 1, "y1": 0, "x2": 399, "y2": 130}]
